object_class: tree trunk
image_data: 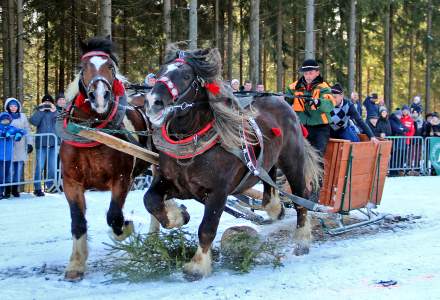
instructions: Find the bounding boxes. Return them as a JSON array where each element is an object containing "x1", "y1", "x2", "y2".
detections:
[
  {"x1": 44, "y1": 11, "x2": 49, "y2": 95},
  {"x1": 163, "y1": 0, "x2": 171, "y2": 49},
  {"x1": 70, "y1": 0, "x2": 76, "y2": 80},
  {"x1": 189, "y1": 0, "x2": 197, "y2": 50},
  {"x1": 384, "y1": 0, "x2": 392, "y2": 108},
  {"x1": 2, "y1": 0, "x2": 11, "y2": 98},
  {"x1": 58, "y1": 8, "x2": 66, "y2": 93},
  {"x1": 425, "y1": 0, "x2": 432, "y2": 113},
  {"x1": 99, "y1": 0, "x2": 112, "y2": 38},
  {"x1": 356, "y1": 17, "x2": 362, "y2": 98},
  {"x1": 276, "y1": 0, "x2": 283, "y2": 92},
  {"x1": 291, "y1": 6, "x2": 298, "y2": 83},
  {"x1": 16, "y1": 0, "x2": 24, "y2": 101},
  {"x1": 227, "y1": 0, "x2": 233, "y2": 80},
  {"x1": 219, "y1": 1, "x2": 225, "y2": 76},
  {"x1": 8, "y1": 0, "x2": 16, "y2": 97},
  {"x1": 408, "y1": 30, "x2": 414, "y2": 104},
  {"x1": 215, "y1": 0, "x2": 219, "y2": 48},
  {"x1": 305, "y1": 0, "x2": 315, "y2": 59},
  {"x1": 348, "y1": 0, "x2": 356, "y2": 95},
  {"x1": 121, "y1": 8, "x2": 128, "y2": 74},
  {"x1": 249, "y1": 0, "x2": 260, "y2": 86},
  {"x1": 239, "y1": 4, "x2": 243, "y2": 85},
  {"x1": 37, "y1": 47, "x2": 40, "y2": 102}
]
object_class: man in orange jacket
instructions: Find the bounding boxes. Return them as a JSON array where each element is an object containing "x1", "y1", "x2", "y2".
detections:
[{"x1": 286, "y1": 59, "x2": 336, "y2": 156}]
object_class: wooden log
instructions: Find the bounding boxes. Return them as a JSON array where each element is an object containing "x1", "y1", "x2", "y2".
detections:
[{"x1": 76, "y1": 129, "x2": 159, "y2": 165}]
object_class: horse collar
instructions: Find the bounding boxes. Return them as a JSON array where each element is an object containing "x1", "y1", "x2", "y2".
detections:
[{"x1": 153, "y1": 120, "x2": 219, "y2": 159}]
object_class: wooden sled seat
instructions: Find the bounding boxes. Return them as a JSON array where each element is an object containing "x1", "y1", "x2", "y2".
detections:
[{"x1": 319, "y1": 138, "x2": 392, "y2": 213}]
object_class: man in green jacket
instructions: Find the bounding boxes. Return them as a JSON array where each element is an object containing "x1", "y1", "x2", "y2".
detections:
[{"x1": 286, "y1": 59, "x2": 335, "y2": 156}]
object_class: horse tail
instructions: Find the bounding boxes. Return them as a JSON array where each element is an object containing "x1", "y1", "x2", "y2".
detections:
[{"x1": 302, "y1": 139, "x2": 323, "y2": 193}]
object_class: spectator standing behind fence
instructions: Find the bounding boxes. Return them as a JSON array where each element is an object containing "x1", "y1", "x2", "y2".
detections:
[
  {"x1": 426, "y1": 112, "x2": 440, "y2": 137},
  {"x1": 389, "y1": 109, "x2": 408, "y2": 136},
  {"x1": 367, "y1": 107, "x2": 392, "y2": 138},
  {"x1": 412, "y1": 109, "x2": 428, "y2": 137},
  {"x1": 363, "y1": 92, "x2": 381, "y2": 120},
  {"x1": 351, "y1": 92, "x2": 363, "y2": 118},
  {"x1": 29, "y1": 94, "x2": 57, "y2": 197},
  {"x1": 231, "y1": 79, "x2": 240, "y2": 92},
  {"x1": 0, "y1": 112, "x2": 26, "y2": 199},
  {"x1": 410, "y1": 95, "x2": 423, "y2": 115},
  {"x1": 4, "y1": 98, "x2": 33, "y2": 198},
  {"x1": 400, "y1": 105, "x2": 415, "y2": 143}
]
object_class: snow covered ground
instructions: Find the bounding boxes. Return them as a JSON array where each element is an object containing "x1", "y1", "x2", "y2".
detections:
[{"x1": 0, "y1": 176, "x2": 439, "y2": 300}]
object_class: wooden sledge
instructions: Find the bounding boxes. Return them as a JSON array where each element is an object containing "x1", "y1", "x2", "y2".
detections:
[{"x1": 231, "y1": 137, "x2": 392, "y2": 234}]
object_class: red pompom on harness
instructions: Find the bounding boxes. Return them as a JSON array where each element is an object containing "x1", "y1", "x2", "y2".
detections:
[
  {"x1": 271, "y1": 127, "x2": 282, "y2": 137},
  {"x1": 63, "y1": 79, "x2": 126, "y2": 148},
  {"x1": 205, "y1": 82, "x2": 221, "y2": 96},
  {"x1": 301, "y1": 124, "x2": 309, "y2": 138}
]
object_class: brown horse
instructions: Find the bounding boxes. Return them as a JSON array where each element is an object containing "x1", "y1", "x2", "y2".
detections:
[
  {"x1": 60, "y1": 37, "x2": 153, "y2": 281},
  {"x1": 144, "y1": 46, "x2": 322, "y2": 279}
]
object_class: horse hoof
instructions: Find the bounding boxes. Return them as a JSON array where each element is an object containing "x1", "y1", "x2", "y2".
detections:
[
  {"x1": 64, "y1": 271, "x2": 84, "y2": 282},
  {"x1": 293, "y1": 244, "x2": 310, "y2": 256},
  {"x1": 112, "y1": 220, "x2": 134, "y2": 241},
  {"x1": 183, "y1": 270, "x2": 203, "y2": 282},
  {"x1": 277, "y1": 205, "x2": 285, "y2": 220}
]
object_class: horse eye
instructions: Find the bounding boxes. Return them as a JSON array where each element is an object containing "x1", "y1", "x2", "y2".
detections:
[{"x1": 184, "y1": 75, "x2": 191, "y2": 80}]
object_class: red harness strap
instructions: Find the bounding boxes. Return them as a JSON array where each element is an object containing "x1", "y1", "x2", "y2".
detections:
[
  {"x1": 63, "y1": 79, "x2": 125, "y2": 148},
  {"x1": 158, "y1": 120, "x2": 219, "y2": 159}
]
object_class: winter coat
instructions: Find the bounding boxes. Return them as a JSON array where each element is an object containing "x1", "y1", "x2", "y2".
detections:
[
  {"x1": 0, "y1": 124, "x2": 26, "y2": 161},
  {"x1": 286, "y1": 75, "x2": 335, "y2": 126},
  {"x1": 426, "y1": 123, "x2": 440, "y2": 137},
  {"x1": 363, "y1": 96, "x2": 380, "y2": 119},
  {"x1": 353, "y1": 101, "x2": 363, "y2": 118},
  {"x1": 413, "y1": 117, "x2": 428, "y2": 137},
  {"x1": 368, "y1": 117, "x2": 392, "y2": 138},
  {"x1": 389, "y1": 114, "x2": 408, "y2": 136},
  {"x1": 330, "y1": 98, "x2": 375, "y2": 139},
  {"x1": 410, "y1": 102, "x2": 423, "y2": 114},
  {"x1": 400, "y1": 115, "x2": 415, "y2": 137},
  {"x1": 4, "y1": 98, "x2": 33, "y2": 161},
  {"x1": 29, "y1": 107, "x2": 57, "y2": 148}
]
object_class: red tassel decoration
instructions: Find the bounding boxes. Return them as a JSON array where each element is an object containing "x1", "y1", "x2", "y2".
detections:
[
  {"x1": 271, "y1": 127, "x2": 282, "y2": 137},
  {"x1": 301, "y1": 124, "x2": 309, "y2": 138},
  {"x1": 112, "y1": 79, "x2": 125, "y2": 97},
  {"x1": 205, "y1": 82, "x2": 221, "y2": 96}
]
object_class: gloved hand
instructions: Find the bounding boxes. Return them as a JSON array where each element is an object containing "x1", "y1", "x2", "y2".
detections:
[
  {"x1": 14, "y1": 133, "x2": 23, "y2": 141},
  {"x1": 307, "y1": 98, "x2": 320, "y2": 107},
  {"x1": 27, "y1": 144, "x2": 33, "y2": 154}
]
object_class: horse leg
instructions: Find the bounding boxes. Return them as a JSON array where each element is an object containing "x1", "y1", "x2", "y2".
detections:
[
  {"x1": 278, "y1": 152, "x2": 313, "y2": 256},
  {"x1": 183, "y1": 191, "x2": 226, "y2": 280},
  {"x1": 262, "y1": 166, "x2": 284, "y2": 220},
  {"x1": 107, "y1": 182, "x2": 134, "y2": 241},
  {"x1": 64, "y1": 181, "x2": 88, "y2": 281},
  {"x1": 143, "y1": 176, "x2": 190, "y2": 229}
]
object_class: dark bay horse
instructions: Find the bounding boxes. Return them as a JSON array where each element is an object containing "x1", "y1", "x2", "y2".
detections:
[
  {"x1": 60, "y1": 37, "x2": 153, "y2": 281},
  {"x1": 144, "y1": 46, "x2": 322, "y2": 279}
]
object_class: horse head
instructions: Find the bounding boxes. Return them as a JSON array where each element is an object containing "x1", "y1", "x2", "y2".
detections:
[
  {"x1": 146, "y1": 46, "x2": 222, "y2": 127},
  {"x1": 78, "y1": 36, "x2": 123, "y2": 115}
]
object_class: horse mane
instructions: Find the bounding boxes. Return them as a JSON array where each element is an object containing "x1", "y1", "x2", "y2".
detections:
[
  {"x1": 66, "y1": 36, "x2": 127, "y2": 102},
  {"x1": 165, "y1": 44, "x2": 257, "y2": 149}
]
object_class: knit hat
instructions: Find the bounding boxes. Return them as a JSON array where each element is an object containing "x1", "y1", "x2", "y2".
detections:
[
  {"x1": 0, "y1": 112, "x2": 12, "y2": 124},
  {"x1": 231, "y1": 79, "x2": 239, "y2": 85},
  {"x1": 146, "y1": 73, "x2": 156, "y2": 79},
  {"x1": 394, "y1": 109, "x2": 403, "y2": 117},
  {"x1": 300, "y1": 59, "x2": 320, "y2": 72},
  {"x1": 331, "y1": 83, "x2": 343, "y2": 95},
  {"x1": 371, "y1": 93, "x2": 378, "y2": 100},
  {"x1": 379, "y1": 106, "x2": 388, "y2": 114},
  {"x1": 402, "y1": 105, "x2": 410, "y2": 112},
  {"x1": 55, "y1": 93, "x2": 65, "y2": 101},
  {"x1": 41, "y1": 94, "x2": 55, "y2": 103}
]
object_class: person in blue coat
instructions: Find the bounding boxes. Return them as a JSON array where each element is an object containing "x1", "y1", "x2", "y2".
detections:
[
  {"x1": 29, "y1": 94, "x2": 57, "y2": 197},
  {"x1": 0, "y1": 112, "x2": 26, "y2": 199}
]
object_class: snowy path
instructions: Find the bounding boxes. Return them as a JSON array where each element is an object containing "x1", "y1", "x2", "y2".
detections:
[{"x1": 0, "y1": 176, "x2": 439, "y2": 300}]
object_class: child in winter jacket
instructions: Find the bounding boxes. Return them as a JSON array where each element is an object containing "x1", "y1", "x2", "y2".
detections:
[{"x1": 0, "y1": 112, "x2": 26, "y2": 199}]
